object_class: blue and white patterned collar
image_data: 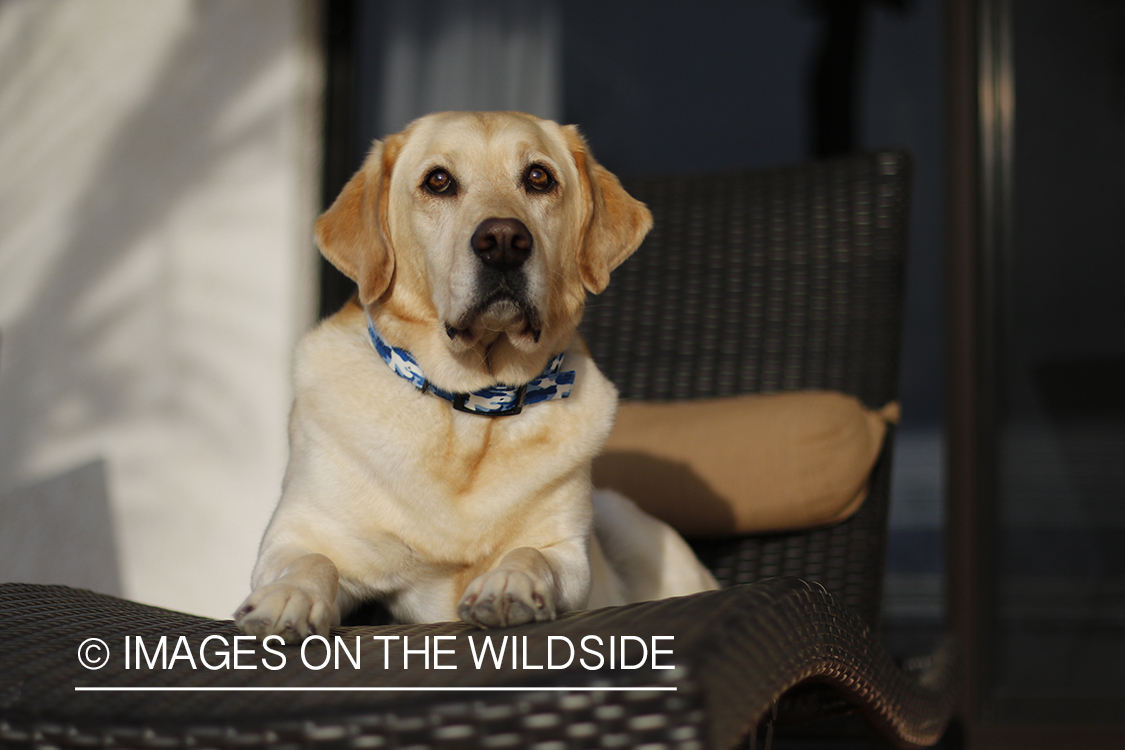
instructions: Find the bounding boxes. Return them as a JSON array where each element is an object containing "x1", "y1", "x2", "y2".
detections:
[{"x1": 365, "y1": 316, "x2": 575, "y2": 416}]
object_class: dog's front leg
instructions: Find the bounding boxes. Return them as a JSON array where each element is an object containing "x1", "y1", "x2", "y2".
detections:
[
  {"x1": 457, "y1": 543, "x2": 590, "y2": 628},
  {"x1": 235, "y1": 549, "x2": 341, "y2": 643}
]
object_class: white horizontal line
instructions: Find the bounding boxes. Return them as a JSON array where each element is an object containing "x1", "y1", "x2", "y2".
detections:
[{"x1": 74, "y1": 686, "x2": 676, "y2": 693}]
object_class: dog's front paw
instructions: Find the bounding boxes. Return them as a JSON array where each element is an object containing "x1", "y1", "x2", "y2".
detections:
[
  {"x1": 234, "y1": 582, "x2": 337, "y2": 643},
  {"x1": 457, "y1": 568, "x2": 556, "y2": 628}
]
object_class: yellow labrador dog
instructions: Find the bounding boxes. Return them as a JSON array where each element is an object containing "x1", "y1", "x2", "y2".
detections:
[{"x1": 236, "y1": 112, "x2": 716, "y2": 642}]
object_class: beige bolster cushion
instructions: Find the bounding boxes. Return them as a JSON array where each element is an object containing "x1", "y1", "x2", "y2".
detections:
[{"x1": 592, "y1": 390, "x2": 899, "y2": 536}]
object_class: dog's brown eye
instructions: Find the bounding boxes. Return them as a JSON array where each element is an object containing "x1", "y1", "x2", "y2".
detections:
[
  {"x1": 525, "y1": 165, "x2": 555, "y2": 193},
  {"x1": 424, "y1": 168, "x2": 454, "y2": 194}
]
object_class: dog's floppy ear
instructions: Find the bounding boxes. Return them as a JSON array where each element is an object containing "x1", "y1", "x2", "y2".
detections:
[
  {"x1": 314, "y1": 138, "x2": 399, "y2": 306},
  {"x1": 565, "y1": 127, "x2": 653, "y2": 294}
]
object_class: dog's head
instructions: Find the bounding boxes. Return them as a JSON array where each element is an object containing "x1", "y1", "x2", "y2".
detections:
[{"x1": 314, "y1": 111, "x2": 652, "y2": 392}]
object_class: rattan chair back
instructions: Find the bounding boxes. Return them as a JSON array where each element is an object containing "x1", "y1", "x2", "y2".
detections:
[{"x1": 580, "y1": 150, "x2": 911, "y2": 630}]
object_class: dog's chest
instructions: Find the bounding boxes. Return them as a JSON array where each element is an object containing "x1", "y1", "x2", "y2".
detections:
[
  {"x1": 333, "y1": 402, "x2": 588, "y2": 568},
  {"x1": 384, "y1": 394, "x2": 574, "y2": 499}
]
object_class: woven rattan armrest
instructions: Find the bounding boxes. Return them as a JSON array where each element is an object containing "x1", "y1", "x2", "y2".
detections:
[{"x1": 0, "y1": 580, "x2": 954, "y2": 749}]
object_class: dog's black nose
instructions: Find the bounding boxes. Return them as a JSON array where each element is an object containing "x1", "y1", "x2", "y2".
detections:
[{"x1": 471, "y1": 218, "x2": 532, "y2": 270}]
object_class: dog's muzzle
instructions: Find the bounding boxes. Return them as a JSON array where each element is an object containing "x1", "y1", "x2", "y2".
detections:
[{"x1": 446, "y1": 217, "x2": 542, "y2": 343}]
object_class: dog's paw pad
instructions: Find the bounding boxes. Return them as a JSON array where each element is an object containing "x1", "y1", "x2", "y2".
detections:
[
  {"x1": 234, "y1": 582, "x2": 338, "y2": 643},
  {"x1": 502, "y1": 595, "x2": 535, "y2": 626},
  {"x1": 458, "y1": 568, "x2": 556, "y2": 628}
]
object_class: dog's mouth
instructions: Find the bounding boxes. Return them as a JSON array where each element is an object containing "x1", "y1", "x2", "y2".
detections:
[{"x1": 446, "y1": 290, "x2": 542, "y2": 346}]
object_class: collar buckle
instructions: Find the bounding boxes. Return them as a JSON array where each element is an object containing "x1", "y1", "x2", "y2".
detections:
[{"x1": 452, "y1": 384, "x2": 527, "y2": 417}]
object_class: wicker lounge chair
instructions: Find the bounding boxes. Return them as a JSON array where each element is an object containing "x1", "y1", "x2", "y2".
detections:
[{"x1": 0, "y1": 150, "x2": 956, "y2": 749}]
